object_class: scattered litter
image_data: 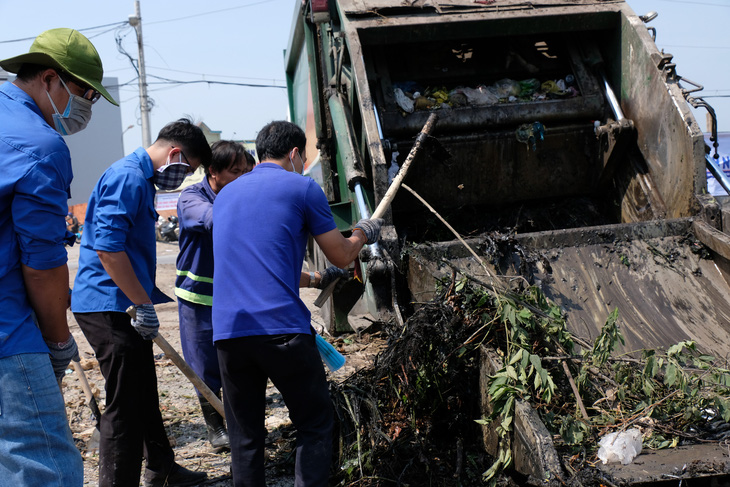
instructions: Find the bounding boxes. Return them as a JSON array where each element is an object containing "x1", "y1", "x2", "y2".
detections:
[
  {"x1": 392, "y1": 75, "x2": 580, "y2": 114},
  {"x1": 456, "y1": 85, "x2": 498, "y2": 106},
  {"x1": 597, "y1": 428, "x2": 643, "y2": 465},
  {"x1": 394, "y1": 87, "x2": 414, "y2": 113},
  {"x1": 516, "y1": 121, "x2": 545, "y2": 151}
]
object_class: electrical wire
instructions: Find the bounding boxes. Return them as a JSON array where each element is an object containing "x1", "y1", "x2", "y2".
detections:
[
  {"x1": 147, "y1": 74, "x2": 285, "y2": 89},
  {"x1": 0, "y1": 21, "x2": 128, "y2": 44},
  {"x1": 144, "y1": 0, "x2": 276, "y2": 26}
]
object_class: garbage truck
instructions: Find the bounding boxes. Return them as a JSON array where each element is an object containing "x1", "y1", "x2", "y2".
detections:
[{"x1": 285, "y1": 0, "x2": 730, "y2": 483}]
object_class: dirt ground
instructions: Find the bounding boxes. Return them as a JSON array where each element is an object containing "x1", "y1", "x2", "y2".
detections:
[{"x1": 63, "y1": 240, "x2": 385, "y2": 486}]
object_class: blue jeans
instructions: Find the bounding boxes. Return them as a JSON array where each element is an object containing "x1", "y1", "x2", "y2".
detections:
[{"x1": 0, "y1": 352, "x2": 83, "y2": 486}]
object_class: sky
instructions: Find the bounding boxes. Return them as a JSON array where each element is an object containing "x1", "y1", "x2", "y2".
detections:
[{"x1": 0, "y1": 0, "x2": 727, "y2": 155}]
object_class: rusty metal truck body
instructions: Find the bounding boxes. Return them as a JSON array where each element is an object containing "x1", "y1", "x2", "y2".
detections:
[{"x1": 285, "y1": 0, "x2": 730, "y2": 482}]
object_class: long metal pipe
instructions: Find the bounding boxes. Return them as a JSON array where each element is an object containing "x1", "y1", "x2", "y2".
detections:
[
  {"x1": 601, "y1": 73, "x2": 625, "y2": 121},
  {"x1": 353, "y1": 182, "x2": 381, "y2": 256},
  {"x1": 706, "y1": 155, "x2": 730, "y2": 195}
]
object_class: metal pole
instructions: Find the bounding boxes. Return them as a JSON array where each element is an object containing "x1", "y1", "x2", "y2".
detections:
[
  {"x1": 601, "y1": 73, "x2": 624, "y2": 121},
  {"x1": 706, "y1": 155, "x2": 730, "y2": 195},
  {"x1": 129, "y1": 0, "x2": 152, "y2": 147},
  {"x1": 353, "y1": 182, "x2": 381, "y2": 257}
]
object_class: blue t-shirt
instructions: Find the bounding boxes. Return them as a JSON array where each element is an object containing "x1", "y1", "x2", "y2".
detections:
[
  {"x1": 0, "y1": 82, "x2": 73, "y2": 359},
  {"x1": 212, "y1": 163, "x2": 336, "y2": 341},
  {"x1": 72, "y1": 147, "x2": 159, "y2": 313}
]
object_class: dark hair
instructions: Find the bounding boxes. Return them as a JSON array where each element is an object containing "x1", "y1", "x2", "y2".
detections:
[
  {"x1": 255, "y1": 121, "x2": 305, "y2": 161},
  {"x1": 15, "y1": 63, "x2": 50, "y2": 82},
  {"x1": 243, "y1": 151, "x2": 256, "y2": 168},
  {"x1": 207, "y1": 140, "x2": 248, "y2": 175},
  {"x1": 156, "y1": 118, "x2": 212, "y2": 166}
]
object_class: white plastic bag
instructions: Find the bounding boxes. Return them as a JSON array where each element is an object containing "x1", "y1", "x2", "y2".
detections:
[
  {"x1": 394, "y1": 87, "x2": 414, "y2": 113},
  {"x1": 597, "y1": 428, "x2": 643, "y2": 465},
  {"x1": 457, "y1": 85, "x2": 498, "y2": 106}
]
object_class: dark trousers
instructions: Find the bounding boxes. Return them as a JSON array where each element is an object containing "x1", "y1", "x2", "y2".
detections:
[
  {"x1": 217, "y1": 333, "x2": 334, "y2": 487},
  {"x1": 178, "y1": 299, "x2": 222, "y2": 397},
  {"x1": 74, "y1": 311, "x2": 174, "y2": 487}
]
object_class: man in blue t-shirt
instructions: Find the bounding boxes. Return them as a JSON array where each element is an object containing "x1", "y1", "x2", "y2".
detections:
[
  {"x1": 213, "y1": 120, "x2": 383, "y2": 486},
  {"x1": 72, "y1": 119, "x2": 212, "y2": 487},
  {"x1": 0, "y1": 28, "x2": 117, "y2": 487}
]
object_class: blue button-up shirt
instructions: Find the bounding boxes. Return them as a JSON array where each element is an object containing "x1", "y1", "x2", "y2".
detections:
[
  {"x1": 0, "y1": 82, "x2": 73, "y2": 358},
  {"x1": 72, "y1": 147, "x2": 160, "y2": 313}
]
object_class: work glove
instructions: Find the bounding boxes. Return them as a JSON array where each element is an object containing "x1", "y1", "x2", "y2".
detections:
[
  {"x1": 354, "y1": 218, "x2": 384, "y2": 245},
  {"x1": 317, "y1": 266, "x2": 349, "y2": 289},
  {"x1": 131, "y1": 303, "x2": 160, "y2": 340},
  {"x1": 45, "y1": 334, "x2": 80, "y2": 382}
]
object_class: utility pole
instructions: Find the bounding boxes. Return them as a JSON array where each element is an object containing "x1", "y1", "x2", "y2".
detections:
[{"x1": 128, "y1": 0, "x2": 152, "y2": 147}]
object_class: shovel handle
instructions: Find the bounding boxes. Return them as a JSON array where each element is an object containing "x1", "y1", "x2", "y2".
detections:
[
  {"x1": 72, "y1": 358, "x2": 102, "y2": 427},
  {"x1": 371, "y1": 112, "x2": 439, "y2": 220},
  {"x1": 314, "y1": 277, "x2": 340, "y2": 308},
  {"x1": 152, "y1": 333, "x2": 226, "y2": 418},
  {"x1": 126, "y1": 305, "x2": 226, "y2": 419}
]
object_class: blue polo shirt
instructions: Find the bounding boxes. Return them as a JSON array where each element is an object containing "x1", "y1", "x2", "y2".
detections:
[
  {"x1": 212, "y1": 163, "x2": 336, "y2": 341},
  {"x1": 72, "y1": 147, "x2": 159, "y2": 313},
  {"x1": 0, "y1": 82, "x2": 73, "y2": 359}
]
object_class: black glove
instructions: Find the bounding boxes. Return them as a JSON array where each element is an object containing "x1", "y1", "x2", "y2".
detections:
[
  {"x1": 354, "y1": 218, "x2": 384, "y2": 245},
  {"x1": 317, "y1": 266, "x2": 348, "y2": 289},
  {"x1": 131, "y1": 303, "x2": 160, "y2": 340},
  {"x1": 45, "y1": 334, "x2": 80, "y2": 382}
]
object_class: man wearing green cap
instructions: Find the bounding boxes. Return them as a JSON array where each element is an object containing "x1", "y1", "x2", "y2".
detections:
[{"x1": 0, "y1": 28, "x2": 117, "y2": 486}]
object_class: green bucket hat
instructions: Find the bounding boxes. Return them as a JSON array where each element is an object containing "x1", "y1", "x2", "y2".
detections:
[{"x1": 0, "y1": 28, "x2": 118, "y2": 106}]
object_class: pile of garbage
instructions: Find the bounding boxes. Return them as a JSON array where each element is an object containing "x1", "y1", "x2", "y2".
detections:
[
  {"x1": 393, "y1": 75, "x2": 579, "y2": 114},
  {"x1": 329, "y1": 234, "x2": 730, "y2": 486}
]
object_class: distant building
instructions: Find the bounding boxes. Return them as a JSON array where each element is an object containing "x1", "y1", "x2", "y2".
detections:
[
  {"x1": 238, "y1": 139, "x2": 257, "y2": 162},
  {"x1": 0, "y1": 71, "x2": 124, "y2": 222},
  {"x1": 199, "y1": 121, "x2": 221, "y2": 145},
  {"x1": 65, "y1": 77, "x2": 124, "y2": 208}
]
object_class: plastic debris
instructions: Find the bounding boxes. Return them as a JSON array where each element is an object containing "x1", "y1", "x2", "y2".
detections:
[
  {"x1": 315, "y1": 333, "x2": 346, "y2": 372},
  {"x1": 388, "y1": 150, "x2": 400, "y2": 184},
  {"x1": 394, "y1": 74, "x2": 579, "y2": 113},
  {"x1": 394, "y1": 87, "x2": 414, "y2": 113},
  {"x1": 518, "y1": 78, "x2": 541, "y2": 97},
  {"x1": 597, "y1": 428, "x2": 643, "y2": 465},
  {"x1": 516, "y1": 121, "x2": 545, "y2": 151},
  {"x1": 457, "y1": 85, "x2": 498, "y2": 106},
  {"x1": 493, "y1": 78, "x2": 522, "y2": 98},
  {"x1": 414, "y1": 95, "x2": 436, "y2": 110}
]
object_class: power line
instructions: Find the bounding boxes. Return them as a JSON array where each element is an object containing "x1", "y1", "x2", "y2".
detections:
[
  {"x1": 146, "y1": 65, "x2": 285, "y2": 84},
  {"x1": 147, "y1": 74, "x2": 285, "y2": 89},
  {"x1": 0, "y1": 21, "x2": 128, "y2": 44},
  {"x1": 145, "y1": 0, "x2": 276, "y2": 26}
]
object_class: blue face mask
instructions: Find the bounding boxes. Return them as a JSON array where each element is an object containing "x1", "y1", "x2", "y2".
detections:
[{"x1": 45, "y1": 78, "x2": 93, "y2": 136}]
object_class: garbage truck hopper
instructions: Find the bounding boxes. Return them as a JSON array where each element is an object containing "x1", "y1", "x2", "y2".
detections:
[{"x1": 285, "y1": 0, "x2": 730, "y2": 483}]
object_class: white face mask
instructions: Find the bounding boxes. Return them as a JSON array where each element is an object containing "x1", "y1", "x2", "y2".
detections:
[
  {"x1": 289, "y1": 151, "x2": 304, "y2": 175},
  {"x1": 46, "y1": 77, "x2": 93, "y2": 136}
]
